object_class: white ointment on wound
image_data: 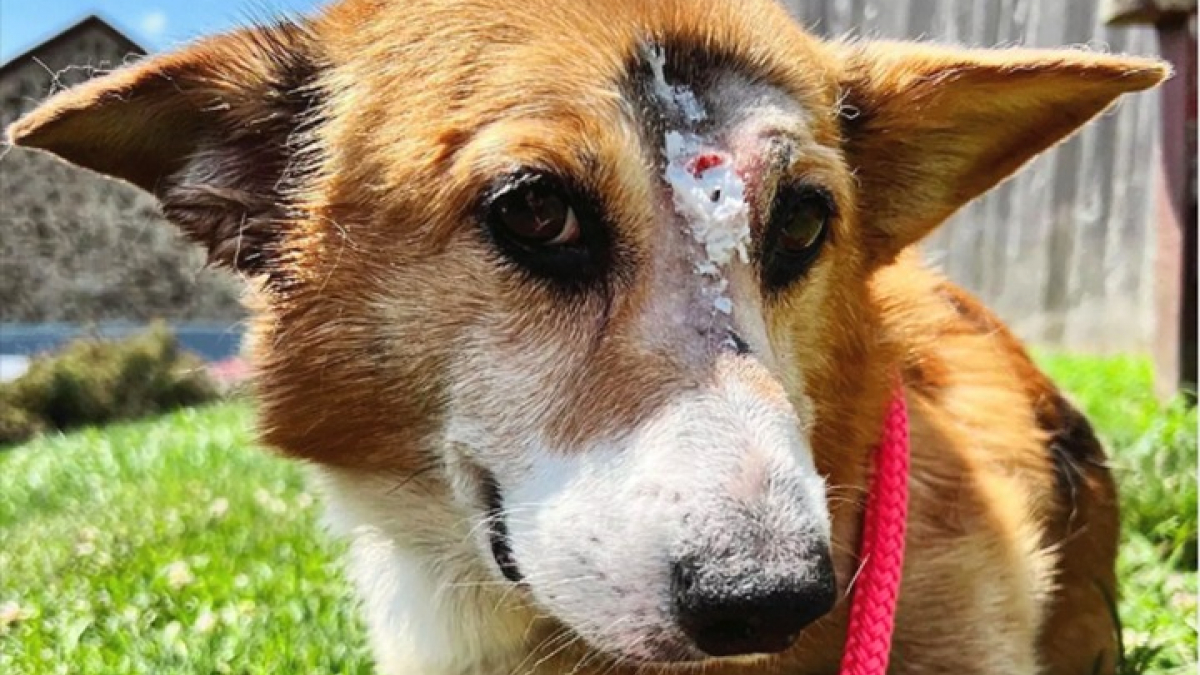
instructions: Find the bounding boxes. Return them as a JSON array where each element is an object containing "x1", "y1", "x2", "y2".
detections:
[{"x1": 648, "y1": 45, "x2": 752, "y2": 319}]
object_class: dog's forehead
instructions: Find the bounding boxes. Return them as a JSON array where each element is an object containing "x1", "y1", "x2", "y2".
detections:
[
  {"x1": 329, "y1": 0, "x2": 838, "y2": 130},
  {"x1": 500, "y1": 28, "x2": 835, "y2": 132},
  {"x1": 444, "y1": 34, "x2": 837, "y2": 198}
]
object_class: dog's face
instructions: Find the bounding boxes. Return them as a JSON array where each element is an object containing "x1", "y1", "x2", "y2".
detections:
[
  {"x1": 313, "y1": 10, "x2": 860, "y2": 659},
  {"x1": 9, "y1": 0, "x2": 1165, "y2": 665}
]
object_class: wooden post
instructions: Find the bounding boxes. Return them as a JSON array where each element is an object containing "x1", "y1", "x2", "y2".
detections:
[
  {"x1": 1104, "y1": 1, "x2": 1197, "y2": 397},
  {"x1": 1151, "y1": 17, "x2": 1197, "y2": 398}
]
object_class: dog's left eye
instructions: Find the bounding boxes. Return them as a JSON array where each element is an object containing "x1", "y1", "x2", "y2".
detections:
[{"x1": 762, "y1": 185, "x2": 834, "y2": 290}]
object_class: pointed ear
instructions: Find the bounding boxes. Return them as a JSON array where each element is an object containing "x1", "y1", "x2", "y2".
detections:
[
  {"x1": 836, "y1": 42, "x2": 1169, "y2": 259},
  {"x1": 6, "y1": 21, "x2": 324, "y2": 276}
]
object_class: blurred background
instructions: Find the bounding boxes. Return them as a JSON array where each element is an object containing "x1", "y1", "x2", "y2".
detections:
[{"x1": 0, "y1": 0, "x2": 1195, "y2": 393}]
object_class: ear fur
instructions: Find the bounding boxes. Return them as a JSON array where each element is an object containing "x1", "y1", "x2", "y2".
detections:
[
  {"x1": 837, "y1": 42, "x2": 1169, "y2": 259},
  {"x1": 6, "y1": 21, "x2": 324, "y2": 276}
]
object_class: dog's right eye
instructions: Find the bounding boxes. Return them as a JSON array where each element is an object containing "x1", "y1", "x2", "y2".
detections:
[
  {"x1": 491, "y1": 177, "x2": 581, "y2": 246},
  {"x1": 483, "y1": 172, "x2": 610, "y2": 285}
]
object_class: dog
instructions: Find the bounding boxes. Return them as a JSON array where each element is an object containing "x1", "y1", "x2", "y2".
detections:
[{"x1": 8, "y1": 0, "x2": 1167, "y2": 672}]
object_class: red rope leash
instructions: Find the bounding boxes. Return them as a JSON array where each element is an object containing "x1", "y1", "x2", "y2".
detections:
[{"x1": 839, "y1": 383, "x2": 910, "y2": 675}]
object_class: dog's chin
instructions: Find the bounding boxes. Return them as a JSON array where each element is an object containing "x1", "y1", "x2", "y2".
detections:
[
  {"x1": 658, "y1": 651, "x2": 775, "y2": 667},
  {"x1": 607, "y1": 641, "x2": 775, "y2": 669},
  {"x1": 607, "y1": 640, "x2": 705, "y2": 666},
  {"x1": 532, "y1": 620, "x2": 780, "y2": 669}
]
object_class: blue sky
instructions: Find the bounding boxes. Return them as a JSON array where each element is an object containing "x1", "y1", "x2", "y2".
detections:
[{"x1": 0, "y1": 0, "x2": 323, "y2": 63}]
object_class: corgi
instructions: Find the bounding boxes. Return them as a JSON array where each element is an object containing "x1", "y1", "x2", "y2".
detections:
[{"x1": 8, "y1": 1, "x2": 1167, "y2": 673}]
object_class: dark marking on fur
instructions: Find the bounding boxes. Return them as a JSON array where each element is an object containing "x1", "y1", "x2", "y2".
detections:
[
  {"x1": 160, "y1": 20, "x2": 327, "y2": 285},
  {"x1": 727, "y1": 331, "x2": 751, "y2": 355},
  {"x1": 1036, "y1": 390, "x2": 1107, "y2": 526},
  {"x1": 937, "y1": 282, "x2": 1000, "y2": 334},
  {"x1": 619, "y1": 35, "x2": 787, "y2": 159},
  {"x1": 480, "y1": 470, "x2": 523, "y2": 584}
]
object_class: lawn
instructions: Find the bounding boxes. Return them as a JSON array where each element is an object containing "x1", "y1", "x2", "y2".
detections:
[{"x1": 0, "y1": 355, "x2": 1195, "y2": 674}]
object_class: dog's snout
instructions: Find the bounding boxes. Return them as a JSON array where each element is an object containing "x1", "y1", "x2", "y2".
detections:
[{"x1": 670, "y1": 546, "x2": 836, "y2": 657}]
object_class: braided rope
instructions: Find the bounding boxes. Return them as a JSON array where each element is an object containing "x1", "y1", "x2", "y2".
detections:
[{"x1": 839, "y1": 382, "x2": 910, "y2": 675}]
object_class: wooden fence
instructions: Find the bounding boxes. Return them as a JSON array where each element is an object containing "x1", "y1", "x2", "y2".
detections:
[{"x1": 781, "y1": 0, "x2": 1164, "y2": 352}]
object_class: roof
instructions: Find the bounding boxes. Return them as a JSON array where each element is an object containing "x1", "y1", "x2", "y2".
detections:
[
  {"x1": 0, "y1": 15, "x2": 145, "y2": 79},
  {"x1": 1102, "y1": 0, "x2": 1197, "y2": 24}
]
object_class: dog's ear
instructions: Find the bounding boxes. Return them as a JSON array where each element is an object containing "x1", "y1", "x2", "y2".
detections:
[
  {"x1": 6, "y1": 21, "x2": 323, "y2": 275},
  {"x1": 837, "y1": 42, "x2": 1168, "y2": 260}
]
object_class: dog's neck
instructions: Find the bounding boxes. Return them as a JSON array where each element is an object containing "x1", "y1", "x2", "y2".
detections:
[{"x1": 317, "y1": 467, "x2": 546, "y2": 675}]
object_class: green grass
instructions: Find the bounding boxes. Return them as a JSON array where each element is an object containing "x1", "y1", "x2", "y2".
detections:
[
  {"x1": 0, "y1": 355, "x2": 1195, "y2": 674},
  {"x1": 0, "y1": 404, "x2": 372, "y2": 674}
]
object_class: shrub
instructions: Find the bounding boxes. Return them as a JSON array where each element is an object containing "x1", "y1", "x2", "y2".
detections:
[
  {"x1": 0, "y1": 323, "x2": 220, "y2": 446},
  {"x1": 0, "y1": 391, "x2": 45, "y2": 446}
]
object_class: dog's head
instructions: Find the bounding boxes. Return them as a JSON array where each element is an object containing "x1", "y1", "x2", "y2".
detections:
[{"x1": 9, "y1": 0, "x2": 1165, "y2": 664}]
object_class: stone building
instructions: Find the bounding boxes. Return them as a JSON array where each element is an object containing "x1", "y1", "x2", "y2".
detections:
[{"x1": 1, "y1": 16, "x2": 242, "y2": 322}]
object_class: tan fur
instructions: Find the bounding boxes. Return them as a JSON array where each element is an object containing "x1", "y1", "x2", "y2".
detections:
[{"x1": 7, "y1": 1, "x2": 1165, "y2": 673}]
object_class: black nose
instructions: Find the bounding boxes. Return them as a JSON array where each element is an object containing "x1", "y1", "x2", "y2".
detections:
[{"x1": 671, "y1": 548, "x2": 836, "y2": 657}]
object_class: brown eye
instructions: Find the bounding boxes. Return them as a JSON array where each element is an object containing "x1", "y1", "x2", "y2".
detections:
[
  {"x1": 483, "y1": 171, "x2": 612, "y2": 285},
  {"x1": 776, "y1": 195, "x2": 829, "y2": 254},
  {"x1": 491, "y1": 177, "x2": 580, "y2": 245},
  {"x1": 763, "y1": 185, "x2": 834, "y2": 291}
]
